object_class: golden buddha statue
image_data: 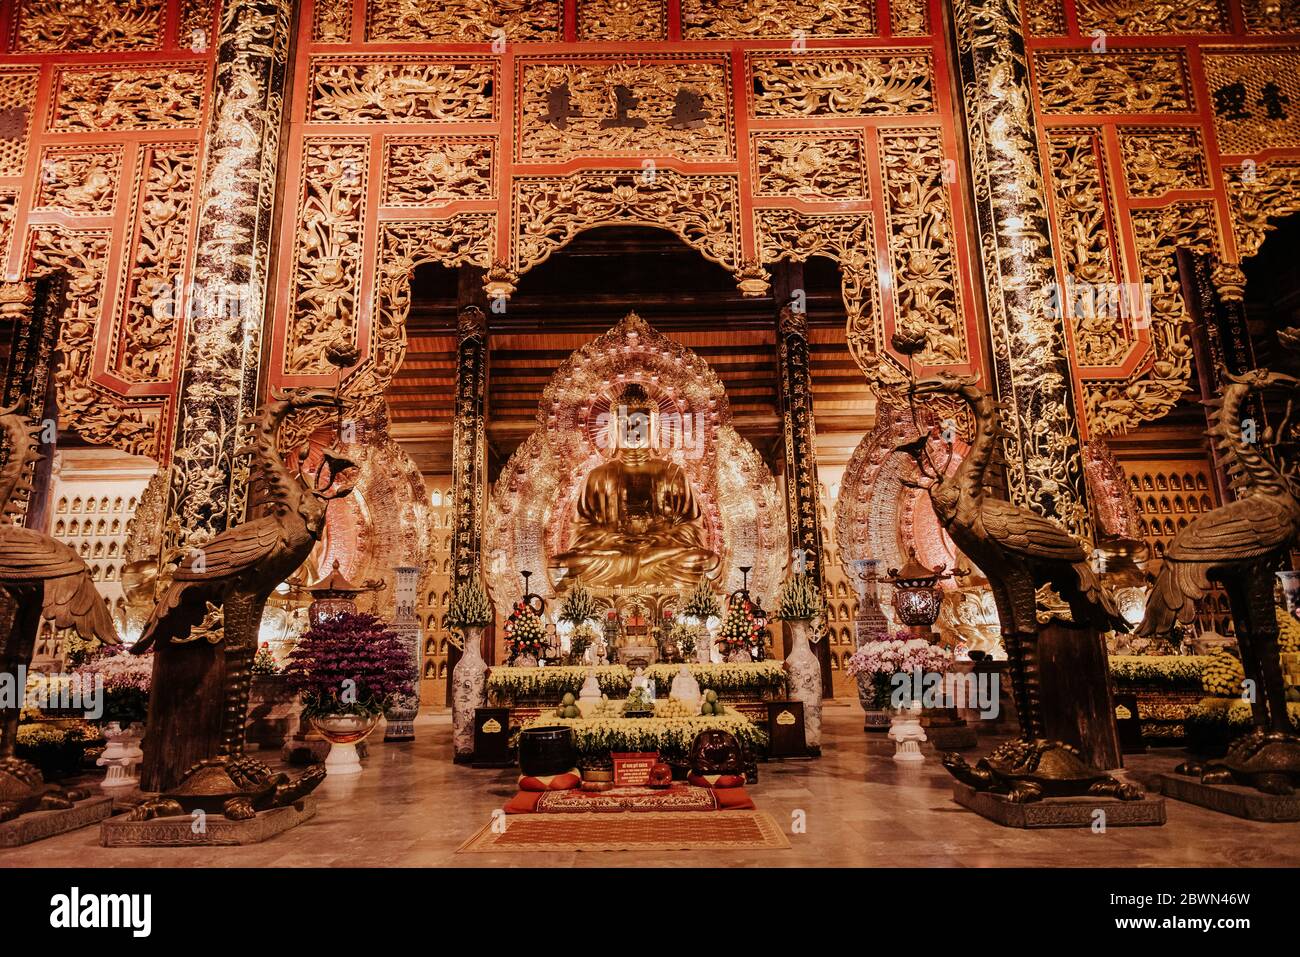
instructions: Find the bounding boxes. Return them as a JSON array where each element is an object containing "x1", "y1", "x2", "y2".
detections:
[{"x1": 551, "y1": 383, "x2": 720, "y2": 589}]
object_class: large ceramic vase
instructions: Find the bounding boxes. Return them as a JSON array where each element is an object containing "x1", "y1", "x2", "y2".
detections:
[
  {"x1": 312, "y1": 713, "x2": 380, "y2": 776},
  {"x1": 451, "y1": 624, "x2": 488, "y2": 763},
  {"x1": 783, "y1": 618, "x2": 822, "y2": 756}
]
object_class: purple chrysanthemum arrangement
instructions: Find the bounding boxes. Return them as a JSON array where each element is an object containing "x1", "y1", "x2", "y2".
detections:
[{"x1": 283, "y1": 611, "x2": 415, "y2": 718}]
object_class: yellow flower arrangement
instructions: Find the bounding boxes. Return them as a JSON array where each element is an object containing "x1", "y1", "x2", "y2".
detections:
[
  {"x1": 645, "y1": 661, "x2": 786, "y2": 696},
  {"x1": 1201, "y1": 648, "x2": 1245, "y2": 698},
  {"x1": 520, "y1": 711, "x2": 766, "y2": 759}
]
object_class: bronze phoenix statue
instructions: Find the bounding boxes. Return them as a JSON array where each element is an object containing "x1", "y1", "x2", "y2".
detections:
[
  {"x1": 896, "y1": 372, "x2": 1140, "y2": 803},
  {"x1": 0, "y1": 402, "x2": 119, "y2": 822},
  {"x1": 129, "y1": 387, "x2": 354, "y2": 820},
  {"x1": 1139, "y1": 367, "x2": 1300, "y2": 794}
]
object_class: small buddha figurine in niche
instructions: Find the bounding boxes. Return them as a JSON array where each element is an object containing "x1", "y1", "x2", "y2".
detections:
[{"x1": 551, "y1": 383, "x2": 721, "y2": 589}]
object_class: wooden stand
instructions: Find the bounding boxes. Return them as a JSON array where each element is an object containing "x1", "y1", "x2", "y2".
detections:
[{"x1": 1038, "y1": 620, "x2": 1122, "y2": 770}]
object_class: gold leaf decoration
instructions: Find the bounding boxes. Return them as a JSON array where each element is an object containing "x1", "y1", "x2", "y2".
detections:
[
  {"x1": 749, "y1": 52, "x2": 934, "y2": 117},
  {"x1": 752, "y1": 131, "x2": 867, "y2": 201},
  {"x1": 13, "y1": 0, "x2": 164, "y2": 52},
  {"x1": 286, "y1": 140, "x2": 368, "y2": 375},
  {"x1": 383, "y1": 136, "x2": 495, "y2": 206},
  {"x1": 34, "y1": 147, "x2": 122, "y2": 215},
  {"x1": 517, "y1": 58, "x2": 732, "y2": 164},
  {"x1": 579, "y1": 0, "x2": 667, "y2": 39},
  {"x1": 682, "y1": 0, "x2": 876, "y2": 37},
  {"x1": 308, "y1": 58, "x2": 496, "y2": 124},
  {"x1": 1202, "y1": 50, "x2": 1300, "y2": 156},
  {"x1": 1034, "y1": 52, "x2": 1191, "y2": 115},
  {"x1": 1117, "y1": 127, "x2": 1208, "y2": 198},
  {"x1": 365, "y1": 0, "x2": 562, "y2": 42},
  {"x1": 50, "y1": 65, "x2": 206, "y2": 132}
]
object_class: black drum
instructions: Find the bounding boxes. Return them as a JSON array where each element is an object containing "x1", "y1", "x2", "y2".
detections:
[{"x1": 518, "y1": 725, "x2": 576, "y2": 776}]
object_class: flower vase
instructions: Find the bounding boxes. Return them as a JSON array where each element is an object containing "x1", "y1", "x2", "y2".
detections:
[
  {"x1": 888, "y1": 699, "x2": 927, "y2": 762},
  {"x1": 451, "y1": 624, "x2": 488, "y2": 763},
  {"x1": 96, "y1": 721, "x2": 144, "y2": 789},
  {"x1": 783, "y1": 618, "x2": 822, "y2": 755},
  {"x1": 312, "y1": 714, "x2": 380, "y2": 776},
  {"x1": 859, "y1": 673, "x2": 893, "y2": 731}
]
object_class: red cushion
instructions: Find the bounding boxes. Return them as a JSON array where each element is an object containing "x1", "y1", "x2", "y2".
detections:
[
  {"x1": 503, "y1": 790, "x2": 544, "y2": 814},
  {"x1": 518, "y1": 769, "x2": 582, "y2": 792},
  {"x1": 687, "y1": 771, "x2": 746, "y2": 789},
  {"x1": 713, "y1": 787, "x2": 756, "y2": 811}
]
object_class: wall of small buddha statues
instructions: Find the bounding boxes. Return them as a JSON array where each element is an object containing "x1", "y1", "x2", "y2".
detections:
[{"x1": 0, "y1": 0, "x2": 1297, "y2": 644}]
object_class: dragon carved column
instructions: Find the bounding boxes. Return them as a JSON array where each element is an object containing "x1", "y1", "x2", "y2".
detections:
[
  {"x1": 949, "y1": 0, "x2": 1092, "y2": 542},
  {"x1": 163, "y1": 0, "x2": 294, "y2": 554}
]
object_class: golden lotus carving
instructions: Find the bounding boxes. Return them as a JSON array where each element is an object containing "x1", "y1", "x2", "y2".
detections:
[{"x1": 286, "y1": 139, "x2": 368, "y2": 376}]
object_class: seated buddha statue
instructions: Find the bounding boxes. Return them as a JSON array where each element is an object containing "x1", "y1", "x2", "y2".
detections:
[{"x1": 551, "y1": 383, "x2": 720, "y2": 589}]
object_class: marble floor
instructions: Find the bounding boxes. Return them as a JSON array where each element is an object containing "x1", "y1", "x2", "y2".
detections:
[{"x1": 3, "y1": 704, "x2": 1298, "y2": 867}]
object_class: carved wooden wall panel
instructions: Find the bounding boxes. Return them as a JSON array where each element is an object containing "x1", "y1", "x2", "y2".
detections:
[
  {"x1": 267, "y1": 0, "x2": 984, "y2": 414},
  {"x1": 0, "y1": 1, "x2": 217, "y2": 462},
  {"x1": 1026, "y1": 2, "x2": 1300, "y2": 436}
]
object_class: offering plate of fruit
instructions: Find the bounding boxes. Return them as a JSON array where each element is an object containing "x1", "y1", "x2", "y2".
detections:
[{"x1": 698, "y1": 689, "x2": 726, "y2": 716}]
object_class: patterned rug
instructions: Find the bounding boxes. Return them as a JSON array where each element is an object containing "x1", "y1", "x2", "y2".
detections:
[
  {"x1": 504, "y1": 783, "x2": 756, "y2": 814},
  {"x1": 457, "y1": 810, "x2": 791, "y2": 853}
]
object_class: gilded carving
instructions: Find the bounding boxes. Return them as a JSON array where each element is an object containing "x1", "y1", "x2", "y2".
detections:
[
  {"x1": 579, "y1": 0, "x2": 667, "y2": 40},
  {"x1": 1117, "y1": 127, "x2": 1208, "y2": 198},
  {"x1": 383, "y1": 137, "x2": 495, "y2": 206},
  {"x1": 752, "y1": 131, "x2": 867, "y2": 201},
  {"x1": 1021, "y1": 0, "x2": 1067, "y2": 34},
  {"x1": 891, "y1": 0, "x2": 930, "y2": 35},
  {"x1": 167, "y1": 0, "x2": 294, "y2": 550},
  {"x1": 0, "y1": 191, "x2": 15, "y2": 264},
  {"x1": 879, "y1": 128, "x2": 967, "y2": 367},
  {"x1": 366, "y1": 0, "x2": 562, "y2": 42},
  {"x1": 1203, "y1": 51, "x2": 1300, "y2": 156},
  {"x1": 312, "y1": 0, "x2": 351, "y2": 41},
  {"x1": 952, "y1": 0, "x2": 1090, "y2": 537},
  {"x1": 1241, "y1": 0, "x2": 1300, "y2": 33},
  {"x1": 750, "y1": 52, "x2": 934, "y2": 117},
  {"x1": 1045, "y1": 130, "x2": 1130, "y2": 367},
  {"x1": 0, "y1": 69, "x2": 41, "y2": 176},
  {"x1": 1224, "y1": 161, "x2": 1300, "y2": 262},
  {"x1": 681, "y1": 0, "x2": 877, "y2": 37},
  {"x1": 1084, "y1": 203, "x2": 1218, "y2": 434},
  {"x1": 513, "y1": 170, "x2": 740, "y2": 275},
  {"x1": 27, "y1": 227, "x2": 160, "y2": 455},
  {"x1": 1072, "y1": 0, "x2": 1228, "y2": 34},
  {"x1": 13, "y1": 0, "x2": 164, "y2": 52},
  {"x1": 308, "y1": 58, "x2": 496, "y2": 124},
  {"x1": 34, "y1": 147, "x2": 123, "y2": 215},
  {"x1": 286, "y1": 140, "x2": 368, "y2": 376},
  {"x1": 178, "y1": 0, "x2": 216, "y2": 44},
  {"x1": 335, "y1": 215, "x2": 496, "y2": 431},
  {"x1": 112, "y1": 146, "x2": 198, "y2": 384},
  {"x1": 1034, "y1": 52, "x2": 1191, "y2": 115},
  {"x1": 517, "y1": 58, "x2": 732, "y2": 163},
  {"x1": 757, "y1": 209, "x2": 887, "y2": 384},
  {"x1": 50, "y1": 65, "x2": 206, "y2": 132}
]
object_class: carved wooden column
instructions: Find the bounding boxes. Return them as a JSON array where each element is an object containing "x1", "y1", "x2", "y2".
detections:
[
  {"x1": 776, "y1": 298, "x2": 832, "y2": 696},
  {"x1": 951, "y1": 0, "x2": 1118, "y2": 768},
  {"x1": 446, "y1": 303, "x2": 490, "y2": 703},
  {"x1": 143, "y1": 0, "x2": 294, "y2": 792},
  {"x1": 950, "y1": 0, "x2": 1091, "y2": 540}
]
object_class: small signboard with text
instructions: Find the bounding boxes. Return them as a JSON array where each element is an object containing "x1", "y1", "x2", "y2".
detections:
[{"x1": 612, "y1": 752, "x2": 659, "y2": 786}]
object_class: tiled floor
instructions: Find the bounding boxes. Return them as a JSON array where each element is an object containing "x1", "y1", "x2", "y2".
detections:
[{"x1": 3, "y1": 704, "x2": 1298, "y2": 867}]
